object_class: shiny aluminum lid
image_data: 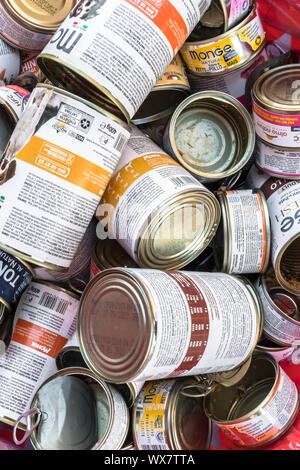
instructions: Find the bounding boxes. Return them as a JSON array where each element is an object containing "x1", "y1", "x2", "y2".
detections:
[
  {"x1": 6, "y1": 0, "x2": 76, "y2": 32},
  {"x1": 78, "y1": 269, "x2": 155, "y2": 383},
  {"x1": 253, "y1": 64, "x2": 300, "y2": 112},
  {"x1": 94, "y1": 239, "x2": 138, "y2": 270}
]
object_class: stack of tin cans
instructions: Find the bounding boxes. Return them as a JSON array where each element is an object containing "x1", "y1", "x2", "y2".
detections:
[{"x1": 0, "y1": 0, "x2": 299, "y2": 453}]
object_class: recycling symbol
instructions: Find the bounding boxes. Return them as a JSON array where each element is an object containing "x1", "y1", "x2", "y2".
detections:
[{"x1": 81, "y1": 118, "x2": 90, "y2": 129}]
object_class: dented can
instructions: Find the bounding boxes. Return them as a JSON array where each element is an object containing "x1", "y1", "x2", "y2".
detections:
[
  {"x1": 90, "y1": 239, "x2": 138, "y2": 279},
  {"x1": 247, "y1": 165, "x2": 300, "y2": 296},
  {"x1": 37, "y1": 0, "x2": 212, "y2": 122},
  {"x1": 133, "y1": 378, "x2": 211, "y2": 450},
  {"x1": 0, "y1": 281, "x2": 79, "y2": 428},
  {"x1": 163, "y1": 92, "x2": 255, "y2": 183},
  {"x1": 97, "y1": 126, "x2": 220, "y2": 270},
  {"x1": 14, "y1": 367, "x2": 130, "y2": 450},
  {"x1": 255, "y1": 267, "x2": 300, "y2": 347},
  {"x1": 180, "y1": 3, "x2": 265, "y2": 76},
  {"x1": 214, "y1": 189, "x2": 270, "y2": 274},
  {"x1": 252, "y1": 65, "x2": 300, "y2": 150},
  {"x1": 0, "y1": 84, "x2": 130, "y2": 271},
  {"x1": 204, "y1": 352, "x2": 299, "y2": 448},
  {"x1": 78, "y1": 268, "x2": 262, "y2": 383},
  {"x1": 0, "y1": 0, "x2": 77, "y2": 52}
]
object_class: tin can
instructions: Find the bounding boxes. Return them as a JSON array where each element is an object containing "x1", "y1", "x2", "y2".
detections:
[
  {"x1": 255, "y1": 337, "x2": 295, "y2": 363},
  {"x1": 0, "y1": 37, "x2": 20, "y2": 84},
  {"x1": 132, "y1": 54, "x2": 190, "y2": 126},
  {"x1": 255, "y1": 138, "x2": 300, "y2": 180},
  {"x1": 252, "y1": 64, "x2": 300, "y2": 151},
  {"x1": 0, "y1": 249, "x2": 34, "y2": 311},
  {"x1": 255, "y1": 267, "x2": 300, "y2": 346},
  {"x1": 90, "y1": 239, "x2": 138, "y2": 279},
  {"x1": 204, "y1": 352, "x2": 299, "y2": 448},
  {"x1": 97, "y1": 126, "x2": 220, "y2": 270},
  {"x1": 163, "y1": 91, "x2": 255, "y2": 183},
  {"x1": 0, "y1": 84, "x2": 130, "y2": 271},
  {"x1": 187, "y1": 47, "x2": 268, "y2": 109},
  {"x1": 78, "y1": 268, "x2": 262, "y2": 383},
  {"x1": 37, "y1": 0, "x2": 212, "y2": 123},
  {"x1": 180, "y1": 3, "x2": 265, "y2": 76},
  {"x1": 0, "y1": 281, "x2": 79, "y2": 428},
  {"x1": 213, "y1": 189, "x2": 270, "y2": 274},
  {"x1": 133, "y1": 378, "x2": 211, "y2": 450},
  {"x1": 247, "y1": 165, "x2": 300, "y2": 296},
  {"x1": 0, "y1": 0, "x2": 77, "y2": 52},
  {"x1": 13, "y1": 367, "x2": 130, "y2": 450},
  {"x1": 188, "y1": 0, "x2": 227, "y2": 42},
  {"x1": 225, "y1": 0, "x2": 253, "y2": 30}
]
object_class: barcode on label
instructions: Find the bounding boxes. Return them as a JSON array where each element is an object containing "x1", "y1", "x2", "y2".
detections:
[
  {"x1": 114, "y1": 134, "x2": 127, "y2": 153},
  {"x1": 170, "y1": 176, "x2": 195, "y2": 188},
  {"x1": 38, "y1": 292, "x2": 70, "y2": 314}
]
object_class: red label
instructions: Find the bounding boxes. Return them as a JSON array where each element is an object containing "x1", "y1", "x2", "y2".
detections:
[{"x1": 167, "y1": 272, "x2": 209, "y2": 376}]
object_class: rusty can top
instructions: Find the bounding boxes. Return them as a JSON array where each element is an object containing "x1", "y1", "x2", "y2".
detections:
[
  {"x1": 4, "y1": 0, "x2": 77, "y2": 33},
  {"x1": 253, "y1": 64, "x2": 300, "y2": 114}
]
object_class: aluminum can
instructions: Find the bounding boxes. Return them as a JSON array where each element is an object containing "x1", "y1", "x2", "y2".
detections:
[
  {"x1": 204, "y1": 352, "x2": 299, "y2": 448},
  {"x1": 90, "y1": 239, "x2": 138, "y2": 279},
  {"x1": 78, "y1": 268, "x2": 262, "y2": 383},
  {"x1": 0, "y1": 0, "x2": 77, "y2": 52},
  {"x1": 0, "y1": 37, "x2": 20, "y2": 84},
  {"x1": 97, "y1": 126, "x2": 220, "y2": 270},
  {"x1": 247, "y1": 165, "x2": 300, "y2": 296},
  {"x1": 13, "y1": 367, "x2": 130, "y2": 450},
  {"x1": 255, "y1": 337, "x2": 295, "y2": 363},
  {"x1": 163, "y1": 91, "x2": 255, "y2": 183},
  {"x1": 133, "y1": 378, "x2": 211, "y2": 450},
  {"x1": 255, "y1": 267, "x2": 300, "y2": 347},
  {"x1": 252, "y1": 64, "x2": 300, "y2": 151},
  {"x1": 37, "y1": 0, "x2": 213, "y2": 122},
  {"x1": 132, "y1": 54, "x2": 190, "y2": 126},
  {"x1": 0, "y1": 84, "x2": 130, "y2": 271},
  {"x1": 0, "y1": 281, "x2": 79, "y2": 428},
  {"x1": 214, "y1": 189, "x2": 270, "y2": 274},
  {"x1": 180, "y1": 3, "x2": 265, "y2": 76}
]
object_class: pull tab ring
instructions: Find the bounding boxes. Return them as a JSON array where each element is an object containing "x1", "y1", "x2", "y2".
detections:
[
  {"x1": 180, "y1": 376, "x2": 217, "y2": 398},
  {"x1": 13, "y1": 408, "x2": 41, "y2": 445}
]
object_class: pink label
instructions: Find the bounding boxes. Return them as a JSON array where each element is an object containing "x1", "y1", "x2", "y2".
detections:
[
  {"x1": 253, "y1": 101, "x2": 300, "y2": 127},
  {"x1": 6, "y1": 85, "x2": 30, "y2": 98}
]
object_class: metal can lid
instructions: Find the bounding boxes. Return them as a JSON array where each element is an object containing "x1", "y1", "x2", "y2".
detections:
[
  {"x1": 253, "y1": 64, "x2": 300, "y2": 113},
  {"x1": 78, "y1": 269, "x2": 155, "y2": 383},
  {"x1": 6, "y1": 0, "x2": 77, "y2": 32},
  {"x1": 213, "y1": 356, "x2": 252, "y2": 387}
]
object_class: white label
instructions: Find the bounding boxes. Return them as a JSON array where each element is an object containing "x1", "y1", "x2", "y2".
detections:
[
  {"x1": 0, "y1": 281, "x2": 79, "y2": 425},
  {"x1": 123, "y1": 269, "x2": 259, "y2": 381},
  {"x1": 255, "y1": 278, "x2": 300, "y2": 346},
  {"x1": 41, "y1": 0, "x2": 212, "y2": 119},
  {"x1": 0, "y1": 85, "x2": 30, "y2": 121},
  {"x1": 256, "y1": 140, "x2": 300, "y2": 178},
  {"x1": 100, "y1": 384, "x2": 129, "y2": 450},
  {"x1": 219, "y1": 367, "x2": 299, "y2": 447},
  {"x1": 0, "y1": 86, "x2": 130, "y2": 268},
  {"x1": 269, "y1": 347, "x2": 295, "y2": 363},
  {"x1": 225, "y1": 190, "x2": 267, "y2": 274},
  {"x1": 0, "y1": 38, "x2": 20, "y2": 84}
]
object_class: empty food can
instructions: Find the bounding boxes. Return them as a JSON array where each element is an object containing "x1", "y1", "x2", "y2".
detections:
[
  {"x1": 78, "y1": 268, "x2": 262, "y2": 383},
  {"x1": 163, "y1": 91, "x2": 255, "y2": 183},
  {"x1": 247, "y1": 165, "x2": 300, "y2": 296},
  {"x1": 37, "y1": 0, "x2": 212, "y2": 122},
  {"x1": 255, "y1": 139, "x2": 300, "y2": 180},
  {"x1": 180, "y1": 2, "x2": 265, "y2": 76},
  {"x1": 133, "y1": 378, "x2": 211, "y2": 450},
  {"x1": 255, "y1": 337, "x2": 295, "y2": 363},
  {"x1": 13, "y1": 367, "x2": 130, "y2": 450},
  {"x1": 253, "y1": 64, "x2": 300, "y2": 150},
  {"x1": 97, "y1": 125, "x2": 220, "y2": 270},
  {"x1": 0, "y1": 0, "x2": 77, "y2": 52},
  {"x1": 213, "y1": 189, "x2": 270, "y2": 274},
  {"x1": 255, "y1": 267, "x2": 300, "y2": 346},
  {"x1": 204, "y1": 352, "x2": 299, "y2": 448},
  {"x1": 90, "y1": 239, "x2": 138, "y2": 279},
  {"x1": 0, "y1": 84, "x2": 130, "y2": 271}
]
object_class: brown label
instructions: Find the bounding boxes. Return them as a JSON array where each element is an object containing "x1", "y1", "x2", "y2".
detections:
[
  {"x1": 260, "y1": 177, "x2": 292, "y2": 200},
  {"x1": 167, "y1": 272, "x2": 209, "y2": 376}
]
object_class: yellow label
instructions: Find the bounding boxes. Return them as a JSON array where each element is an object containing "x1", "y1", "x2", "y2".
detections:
[
  {"x1": 102, "y1": 153, "x2": 180, "y2": 208},
  {"x1": 136, "y1": 380, "x2": 176, "y2": 450},
  {"x1": 238, "y1": 16, "x2": 264, "y2": 51}
]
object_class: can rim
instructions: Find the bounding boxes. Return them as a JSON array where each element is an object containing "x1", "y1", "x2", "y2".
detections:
[
  {"x1": 37, "y1": 55, "x2": 131, "y2": 126},
  {"x1": 275, "y1": 231, "x2": 300, "y2": 296}
]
